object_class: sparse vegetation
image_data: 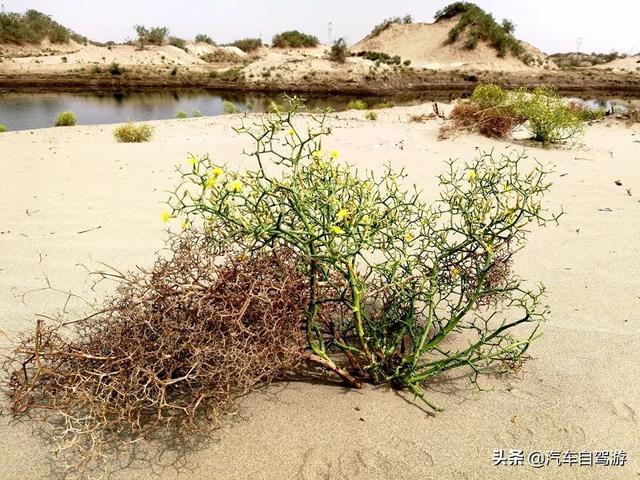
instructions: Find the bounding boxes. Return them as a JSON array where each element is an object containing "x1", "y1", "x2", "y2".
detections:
[
  {"x1": 435, "y1": 2, "x2": 524, "y2": 58},
  {"x1": 353, "y1": 50, "x2": 403, "y2": 66},
  {"x1": 0, "y1": 9, "x2": 87, "y2": 44},
  {"x1": 372, "y1": 101, "x2": 395, "y2": 109},
  {"x1": 346, "y1": 99, "x2": 368, "y2": 110},
  {"x1": 168, "y1": 36, "x2": 187, "y2": 51},
  {"x1": 134, "y1": 25, "x2": 168, "y2": 48},
  {"x1": 328, "y1": 38, "x2": 348, "y2": 63},
  {"x1": 549, "y1": 51, "x2": 628, "y2": 68},
  {"x1": 222, "y1": 100, "x2": 240, "y2": 114},
  {"x1": 441, "y1": 84, "x2": 587, "y2": 144},
  {"x1": 113, "y1": 122, "x2": 154, "y2": 143},
  {"x1": 272, "y1": 30, "x2": 319, "y2": 48},
  {"x1": 108, "y1": 62, "x2": 124, "y2": 76},
  {"x1": 0, "y1": 124, "x2": 7, "y2": 133},
  {"x1": 365, "y1": 111, "x2": 378, "y2": 121},
  {"x1": 175, "y1": 110, "x2": 188, "y2": 119},
  {"x1": 195, "y1": 34, "x2": 215, "y2": 45},
  {"x1": 229, "y1": 37, "x2": 262, "y2": 53},
  {"x1": 369, "y1": 15, "x2": 413, "y2": 38},
  {"x1": 55, "y1": 111, "x2": 77, "y2": 127},
  {"x1": 192, "y1": 108, "x2": 203, "y2": 118}
]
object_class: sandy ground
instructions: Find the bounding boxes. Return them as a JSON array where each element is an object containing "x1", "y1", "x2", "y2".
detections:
[{"x1": 0, "y1": 107, "x2": 639, "y2": 479}]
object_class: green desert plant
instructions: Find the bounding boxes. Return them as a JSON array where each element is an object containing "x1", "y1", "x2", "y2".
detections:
[
  {"x1": 175, "y1": 110, "x2": 188, "y2": 119},
  {"x1": 113, "y1": 122, "x2": 154, "y2": 143},
  {"x1": 168, "y1": 97, "x2": 559, "y2": 409},
  {"x1": 365, "y1": 111, "x2": 378, "y2": 121},
  {"x1": 134, "y1": 25, "x2": 168, "y2": 47},
  {"x1": 55, "y1": 111, "x2": 76, "y2": 127},
  {"x1": 0, "y1": 9, "x2": 87, "y2": 44},
  {"x1": 168, "y1": 36, "x2": 187, "y2": 50},
  {"x1": 372, "y1": 101, "x2": 395, "y2": 109},
  {"x1": 0, "y1": 124, "x2": 7, "y2": 133},
  {"x1": 195, "y1": 34, "x2": 215, "y2": 45},
  {"x1": 222, "y1": 100, "x2": 240, "y2": 114},
  {"x1": 369, "y1": 15, "x2": 413, "y2": 38},
  {"x1": 229, "y1": 37, "x2": 262, "y2": 52},
  {"x1": 346, "y1": 99, "x2": 368, "y2": 110},
  {"x1": 470, "y1": 83, "x2": 507, "y2": 108},
  {"x1": 108, "y1": 62, "x2": 124, "y2": 75},
  {"x1": 271, "y1": 30, "x2": 319, "y2": 48},
  {"x1": 354, "y1": 50, "x2": 403, "y2": 65},
  {"x1": 192, "y1": 108, "x2": 203, "y2": 118},
  {"x1": 329, "y1": 37, "x2": 348, "y2": 63}
]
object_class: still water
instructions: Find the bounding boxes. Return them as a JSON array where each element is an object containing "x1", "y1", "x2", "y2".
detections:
[{"x1": 0, "y1": 89, "x2": 635, "y2": 132}]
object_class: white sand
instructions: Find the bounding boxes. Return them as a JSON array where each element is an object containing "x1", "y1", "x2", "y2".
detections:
[{"x1": 0, "y1": 108, "x2": 639, "y2": 479}]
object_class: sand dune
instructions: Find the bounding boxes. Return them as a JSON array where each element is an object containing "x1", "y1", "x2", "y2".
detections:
[{"x1": 0, "y1": 107, "x2": 639, "y2": 478}]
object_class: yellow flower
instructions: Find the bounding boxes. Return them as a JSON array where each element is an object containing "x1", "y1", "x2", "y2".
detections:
[
  {"x1": 312, "y1": 150, "x2": 322, "y2": 160},
  {"x1": 212, "y1": 166, "x2": 223, "y2": 177},
  {"x1": 188, "y1": 155, "x2": 198, "y2": 166},
  {"x1": 485, "y1": 243, "x2": 494, "y2": 254},
  {"x1": 288, "y1": 128, "x2": 295, "y2": 136},
  {"x1": 404, "y1": 232, "x2": 414, "y2": 242},
  {"x1": 451, "y1": 267, "x2": 461, "y2": 280},
  {"x1": 181, "y1": 218, "x2": 190, "y2": 229},
  {"x1": 206, "y1": 167, "x2": 224, "y2": 187},
  {"x1": 330, "y1": 149, "x2": 339, "y2": 159},
  {"x1": 467, "y1": 170, "x2": 477, "y2": 182},
  {"x1": 228, "y1": 179, "x2": 243, "y2": 193},
  {"x1": 330, "y1": 225, "x2": 344, "y2": 235},
  {"x1": 361, "y1": 214, "x2": 371, "y2": 225},
  {"x1": 161, "y1": 211, "x2": 171, "y2": 223},
  {"x1": 336, "y1": 208, "x2": 349, "y2": 221}
]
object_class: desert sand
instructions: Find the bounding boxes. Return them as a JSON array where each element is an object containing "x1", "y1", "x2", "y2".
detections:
[{"x1": 0, "y1": 107, "x2": 639, "y2": 479}]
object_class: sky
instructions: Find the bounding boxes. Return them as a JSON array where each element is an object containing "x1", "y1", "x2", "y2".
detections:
[{"x1": 2, "y1": 0, "x2": 639, "y2": 54}]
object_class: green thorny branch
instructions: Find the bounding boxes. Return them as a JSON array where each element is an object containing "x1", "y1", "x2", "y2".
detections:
[{"x1": 168, "y1": 96, "x2": 561, "y2": 410}]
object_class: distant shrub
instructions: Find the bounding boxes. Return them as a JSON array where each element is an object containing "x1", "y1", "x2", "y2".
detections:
[
  {"x1": 372, "y1": 101, "x2": 395, "y2": 109},
  {"x1": 567, "y1": 102, "x2": 606, "y2": 122},
  {"x1": 365, "y1": 111, "x2": 378, "y2": 121},
  {"x1": 329, "y1": 38, "x2": 348, "y2": 63},
  {"x1": 222, "y1": 100, "x2": 240, "y2": 114},
  {"x1": 219, "y1": 67, "x2": 243, "y2": 81},
  {"x1": 369, "y1": 15, "x2": 413, "y2": 38},
  {"x1": 134, "y1": 25, "x2": 168, "y2": 47},
  {"x1": 90, "y1": 65, "x2": 102, "y2": 74},
  {"x1": 346, "y1": 99, "x2": 368, "y2": 110},
  {"x1": 354, "y1": 50, "x2": 403, "y2": 65},
  {"x1": 170, "y1": 66, "x2": 178, "y2": 76},
  {"x1": 272, "y1": 30, "x2": 319, "y2": 48},
  {"x1": 113, "y1": 122, "x2": 154, "y2": 143},
  {"x1": 403, "y1": 59, "x2": 411, "y2": 66},
  {"x1": 0, "y1": 9, "x2": 87, "y2": 45},
  {"x1": 229, "y1": 38, "x2": 262, "y2": 53},
  {"x1": 61, "y1": 56, "x2": 68, "y2": 63},
  {"x1": 108, "y1": 62, "x2": 124, "y2": 75},
  {"x1": 0, "y1": 124, "x2": 7, "y2": 133},
  {"x1": 436, "y1": 3, "x2": 523, "y2": 58},
  {"x1": 470, "y1": 83, "x2": 507, "y2": 108},
  {"x1": 195, "y1": 34, "x2": 215, "y2": 45},
  {"x1": 168, "y1": 36, "x2": 187, "y2": 51},
  {"x1": 192, "y1": 108, "x2": 203, "y2": 117},
  {"x1": 55, "y1": 111, "x2": 76, "y2": 127},
  {"x1": 175, "y1": 110, "x2": 188, "y2": 119}
]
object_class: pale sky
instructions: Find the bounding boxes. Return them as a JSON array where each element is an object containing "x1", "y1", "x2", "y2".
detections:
[{"x1": 2, "y1": 0, "x2": 638, "y2": 54}]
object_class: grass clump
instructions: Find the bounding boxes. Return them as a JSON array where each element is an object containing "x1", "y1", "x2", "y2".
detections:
[
  {"x1": 435, "y1": 2, "x2": 524, "y2": 58},
  {"x1": 229, "y1": 38, "x2": 262, "y2": 52},
  {"x1": 0, "y1": 9, "x2": 87, "y2": 44},
  {"x1": 108, "y1": 62, "x2": 124, "y2": 76},
  {"x1": 192, "y1": 109, "x2": 203, "y2": 118},
  {"x1": 175, "y1": 110, "x2": 188, "y2": 119},
  {"x1": 222, "y1": 100, "x2": 240, "y2": 114},
  {"x1": 0, "y1": 124, "x2": 7, "y2": 133},
  {"x1": 55, "y1": 111, "x2": 77, "y2": 127},
  {"x1": 272, "y1": 30, "x2": 319, "y2": 48},
  {"x1": 113, "y1": 122, "x2": 154, "y2": 143},
  {"x1": 168, "y1": 36, "x2": 187, "y2": 51},
  {"x1": 441, "y1": 84, "x2": 586, "y2": 144},
  {"x1": 346, "y1": 99, "x2": 368, "y2": 110},
  {"x1": 365, "y1": 111, "x2": 378, "y2": 121},
  {"x1": 328, "y1": 38, "x2": 348, "y2": 63},
  {"x1": 372, "y1": 101, "x2": 395, "y2": 109},
  {"x1": 369, "y1": 15, "x2": 413, "y2": 38}
]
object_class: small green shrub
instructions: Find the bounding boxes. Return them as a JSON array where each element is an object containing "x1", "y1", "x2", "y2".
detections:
[
  {"x1": 134, "y1": 25, "x2": 168, "y2": 47},
  {"x1": 168, "y1": 36, "x2": 187, "y2": 51},
  {"x1": 0, "y1": 9, "x2": 87, "y2": 44},
  {"x1": 108, "y1": 62, "x2": 124, "y2": 75},
  {"x1": 90, "y1": 65, "x2": 103, "y2": 74},
  {"x1": 470, "y1": 83, "x2": 507, "y2": 108},
  {"x1": 222, "y1": 101, "x2": 240, "y2": 114},
  {"x1": 195, "y1": 34, "x2": 215, "y2": 45},
  {"x1": 113, "y1": 122, "x2": 154, "y2": 143},
  {"x1": 365, "y1": 111, "x2": 378, "y2": 121},
  {"x1": 192, "y1": 109, "x2": 203, "y2": 118},
  {"x1": 272, "y1": 30, "x2": 319, "y2": 48},
  {"x1": 369, "y1": 15, "x2": 413, "y2": 38},
  {"x1": 55, "y1": 111, "x2": 76, "y2": 127},
  {"x1": 329, "y1": 38, "x2": 348, "y2": 63},
  {"x1": 346, "y1": 99, "x2": 368, "y2": 110},
  {"x1": 175, "y1": 110, "x2": 188, "y2": 119},
  {"x1": 229, "y1": 38, "x2": 262, "y2": 52},
  {"x1": 0, "y1": 124, "x2": 7, "y2": 133},
  {"x1": 354, "y1": 50, "x2": 403, "y2": 65},
  {"x1": 372, "y1": 101, "x2": 395, "y2": 109}
]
